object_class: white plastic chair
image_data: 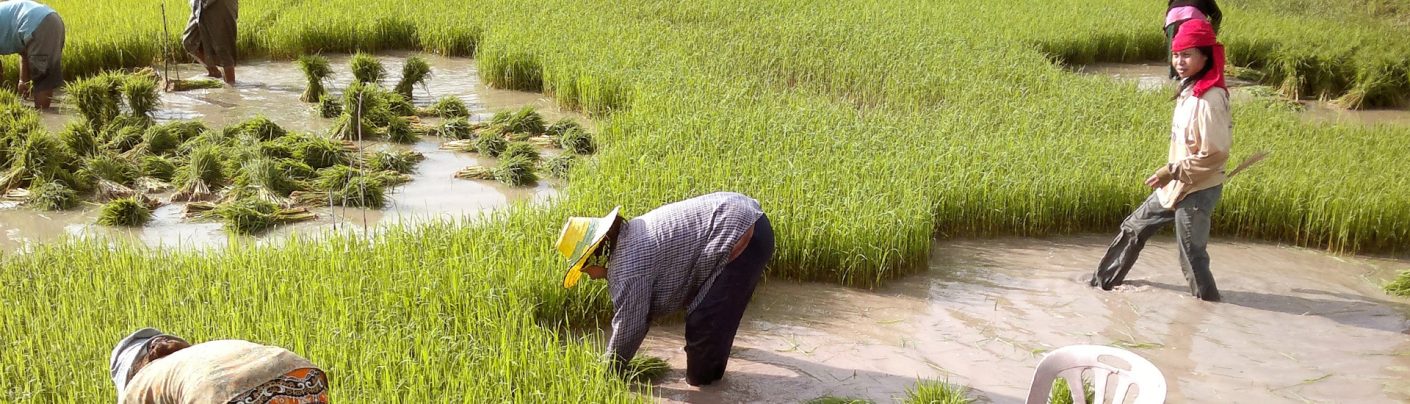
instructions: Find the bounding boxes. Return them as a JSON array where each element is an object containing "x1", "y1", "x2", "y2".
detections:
[{"x1": 1024, "y1": 344, "x2": 1167, "y2": 404}]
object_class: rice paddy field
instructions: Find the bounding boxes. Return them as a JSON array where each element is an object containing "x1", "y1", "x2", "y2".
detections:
[{"x1": 3, "y1": 0, "x2": 1409, "y2": 401}]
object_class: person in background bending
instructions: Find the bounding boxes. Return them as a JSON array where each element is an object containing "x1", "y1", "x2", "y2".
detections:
[{"x1": 0, "y1": 0, "x2": 64, "y2": 109}]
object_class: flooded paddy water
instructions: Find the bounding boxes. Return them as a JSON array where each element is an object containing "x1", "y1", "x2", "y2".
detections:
[
  {"x1": 1073, "y1": 62, "x2": 1410, "y2": 126},
  {"x1": 637, "y1": 236, "x2": 1410, "y2": 403},
  {"x1": 2, "y1": 53, "x2": 584, "y2": 252}
]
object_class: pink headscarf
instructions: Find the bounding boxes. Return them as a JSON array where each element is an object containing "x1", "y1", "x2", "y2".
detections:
[{"x1": 1170, "y1": 19, "x2": 1226, "y2": 98}]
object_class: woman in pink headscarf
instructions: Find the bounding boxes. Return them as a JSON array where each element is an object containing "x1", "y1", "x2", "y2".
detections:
[
  {"x1": 1165, "y1": 0, "x2": 1221, "y2": 79},
  {"x1": 1091, "y1": 19, "x2": 1231, "y2": 302}
]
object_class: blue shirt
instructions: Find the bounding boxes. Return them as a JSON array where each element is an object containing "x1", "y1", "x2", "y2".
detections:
[
  {"x1": 603, "y1": 192, "x2": 764, "y2": 365},
  {"x1": 0, "y1": 1, "x2": 56, "y2": 55}
]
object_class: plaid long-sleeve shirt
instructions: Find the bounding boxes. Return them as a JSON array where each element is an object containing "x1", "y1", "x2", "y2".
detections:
[{"x1": 604, "y1": 192, "x2": 764, "y2": 367}]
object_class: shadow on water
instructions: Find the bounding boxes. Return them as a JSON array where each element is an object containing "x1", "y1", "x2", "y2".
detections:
[{"x1": 1131, "y1": 280, "x2": 1410, "y2": 334}]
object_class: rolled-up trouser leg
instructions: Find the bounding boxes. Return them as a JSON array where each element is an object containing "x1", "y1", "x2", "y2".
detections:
[
  {"x1": 1092, "y1": 192, "x2": 1175, "y2": 289},
  {"x1": 1175, "y1": 185, "x2": 1222, "y2": 301},
  {"x1": 684, "y1": 214, "x2": 774, "y2": 386},
  {"x1": 26, "y1": 13, "x2": 65, "y2": 93}
]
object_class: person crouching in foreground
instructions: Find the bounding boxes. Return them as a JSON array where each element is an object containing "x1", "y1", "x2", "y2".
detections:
[
  {"x1": 556, "y1": 192, "x2": 775, "y2": 386},
  {"x1": 110, "y1": 328, "x2": 329, "y2": 403}
]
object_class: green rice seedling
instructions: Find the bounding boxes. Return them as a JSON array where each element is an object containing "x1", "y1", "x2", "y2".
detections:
[
  {"x1": 1385, "y1": 270, "x2": 1410, "y2": 297},
  {"x1": 350, "y1": 52, "x2": 386, "y2": 85},
  {"x1": 623, "y1": 356, "x2": 669, "y2": 384},
  {"x1": 276, "y1": 159, "x2": 318, "y2": 182},
  {"x1": 297, "y1": 55, "x2": 333, "y2": 103},
  {"x1": 541, "y1": 153, "x2": 575, "y2": 179},
  {"x1": 121, "y1": 75, "x2": 160, "y2": 118},
  {"x1": 439, "y1": 139, "x2": 476, "y2": 153},
  {"x1": 490, "y1": 106, "x2": 546, "y2": 135},
  {"x1": 212, "y1": 198, "x2": 280, "y2": 234},
  {"x1": 545, "y1": 117, "x2": 582, "y2": 139},
  {"x1": 96, "y1": 197, "x2": 150, "y2": 227},
  {"x1": 314, "y1": 165, "x2": 359, "y2": 192},
  {"x1": 66, "y1": 73, "x2": 122, "y2": 126},
  {"x1": 903, "y1": 379, "x2": 974, "y2": 404},
  {"x1": 133, "y1": 176, "x2": 173, "y2": 193},
  {"x1": 1050, "y1": 377, "x2": 1096, "y2": 404},
  {"x1": 807, "y1": 397, "x2": 874, "y2": 404},
  {"x1": 258, "y1": 140, "x2": 296, "y2": 159},
  {"x1": 331, "y1": 175, "x2": 387, "y2": 208},
  {"x1": 166, "y1": 78, "x2": 223, "y2": 91},
  {"x1": 0, "y1": 131, "x2": 71, "y2": 191},
  {"x1": 386, "y1": 93, "x2": 417, "y2": 117},
  {"x1": 26, "y1": 180, "x2": 78, "y2": 211},
  {"x1": 231, "y1": 157, "x2": 299, "y2": 206},
  {"x1": 384, "y1": 116, "x2": 420, "y2": 144},
  {"x1": 149, "y1": 121, "x2": 208, "y2": 145},
  {"x1": 318, "y1": 96, "x2": 344, "y2": 118},
  {"x1": 80, "y1": 153, "x2": 138, "y2": 185},
  {"x1": 558, "y1": 129, "x2": 595, "y2": 155},
  {"x1": 505, "y1": 132, "x2": 532, "y2": 142},
  {"x1": 473, "y1": 131, "x2": 508, "y2": 157},
  {"x1": 104, "y1": 124, "x2": 147, "y2": 153},
  {"x1": 232, "y1": 116, "x2": 288, "y2": 141},
  {"x1": 425, "y1": 96, "x2": 470, "y2": 118},
  {"x1": 501, "y1": 141, "x2": 540, "y2": 163},
  {"x1": 367, "y1": 150, "x2": 424, "y2": 174},
  {"x1": 290, "y1": 135, "x2": 350, "y2": 169},
  {"x1": 436, "y1": 117, "x2": 475, "y2": 139},
  {"x1": 171, "y1": 145, "x2": 226, "y2": 202},
  {"x1": 142, "y1": 126, "x2": 181, "y2": 156},
  {"x1": 139, "y1": 156, "x2": 176, "y2": 181},
  {"x1": 394, "y1": 56, "x2": 432, "y2": 99},
  {"x1": 491, "y1": 155, "x2": 537, "y2": 186},
  {"x1": 59, "y1": 122, "x2": 99, "y2": 157}
]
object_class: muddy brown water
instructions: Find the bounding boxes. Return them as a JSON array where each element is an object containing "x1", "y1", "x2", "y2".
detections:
[
  {"x1": 2, "y1": 53, "x2": 583, "y2": 252},
  {"x1": 634, "y1": 236, "x2": 1410, "y2": 403},
  {"x1": 1074, "y1": 62, "x2": 1410, "y2": 127}
]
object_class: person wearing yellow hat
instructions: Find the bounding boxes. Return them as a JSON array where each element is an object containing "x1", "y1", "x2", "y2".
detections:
[{"x1": 556, "y1": 192, "x2": 774, "y2": 386}]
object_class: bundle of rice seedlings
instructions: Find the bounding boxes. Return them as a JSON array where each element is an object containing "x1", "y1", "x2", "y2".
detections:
[
  {"x1": 350, "y1": 52, "x2": 385, "y2": 85},
  {"x1": 490, "y1": 106, "x2": 546, "y2": 135},
  {"x1": 94, "y1": 178, "x2": 136, "y2": 202},
  {"x1": 1386, "y1": 271, "x2": 1410, "y2": 297},
  {"x1": 505, "y1": 132, "x2": 533, "y2": 142},
  {"x1": 541, "y1": 153, "x2": 575, "y2": 179},
  {"x1": 177, "y1": 129, "x2": 234, "y2": 154},
  {"x1": 558, "y1": 129, "x2": 596, "y2": 154},
  {"x1": 902, "y1": 379, "x2": 974, "y2": 404},
  {"x1": 121, "y1": 75, "x2": 161, "y2": 118},
  {"x1": 1049, "y1": 377, "x2": 1096, "y2": 404},
  {"x1": 454, "y1": 165, "x2": 492, "y2": 180},
  {"x1": 81, "y1": 153, "x2": 138, "y2": 185},
  {"x1": 26, "y1": 180, "x2": 77, "y2": 211},
  {"x1": 231, "y1": 157, "x2": 297, "y2": 206},
  {"x1": 134, "y1": 177, "x2": 173, "y2": 193},
  {"x1": 491, "y1": 155, "x2": 538, "y2": 186},
  {"x1": 318, "y1": 96, "x2": 343, "y2": 118},
  {"x1": 59, "y1": 122, "x2": 99, "y2": 157},
  {"x1": 424, "y1": 96, "x2": 469, "y2": 118},
  {"x1": 386, "y1": 93, "x2": 417, "y2": 117},
  {"x1": 545, "y1": 117, "x2": 582, "y2": 139},
  {"x1": 150, "y1": 121, "x2": 208, "y2": 144},
  {"x1": 276, "y1": 159, "x2": 318, "y2": 181},
  {"x1": 527, "y1": 135, "x2": 557, "y2": 148},
  {"x1": 501, "y1": 141, "x2": 540, "y2": 162},
  {"x1": 97, "y1": 197, "x2": 151, "y2": 226},
  {"x1": 374, "y1": 171, "x2": 413, "y2": 186},
  {"x1": 436, "y1": 117, "x2": 474, "y2": 139},
  {"x1": 297, "y1": 55, "x2": 333, "y2": 103},
  {"x1": 624, "y1": 356, "x2": 670, "y2": 384},
  {"x1": 394, "y1": 56, "x2": 432, "y2": 99},
  {"x1": 439, "y1": 139, "x2": 476, "y2": 153},
  {"x1": 67, "y1": 74, "x2": 123, "y2": 126},
  {"x1": 212, "y1": 198, "x2": 279, "y2": 234},
  {"x1": 140, "y1": 156, "x2": 177, "y2": 181},
  {"x1": 171, "y1": 145, "x2": 226, "y2": 202},
  {"x1": 0, "y1": 131, "x2": 70, "y2": 191},
  {"x1": 290, "y1": 135, "x2": 350, "y2": 169},
  {"x1": 385, "y1": 116, "x2": 419, "y2": 144},
  {"x1": 258, "y1": 141, "x2": 295, "y2": 159},
  {"x1": 231, "y1": 116, "x2": 287, "y2": 141},
  {"x1": 166, "y1": 78, "x2": 223, "y2": 91},
  {"x1": 142, "y1": 126, "x2": 181, "y2": 156},
  {"x1": 104, "y1": 125, "x2": 146, "y2": 153},
  {"x1": 331, "y1": 175, "x2": 386, "y2": 208},
  {"x1": 367, "y1": 150, "x2": 424, "y2": 174},
  {"x1": 474, "y1": 132, "x2": 508, "y2": 157},
  {"x1": 329, "y1": 113, "x2": 373, "y2": 142}
]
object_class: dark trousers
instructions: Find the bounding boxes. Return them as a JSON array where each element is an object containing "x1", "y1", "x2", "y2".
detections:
[
  {"x1": 684, "y1": 214, "x2": 774, "y2": 386},
  {"x1": 1091, "y1": 186, "x2": 1222, "y2": 301}
]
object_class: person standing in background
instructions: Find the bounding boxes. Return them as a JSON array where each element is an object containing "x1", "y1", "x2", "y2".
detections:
[{"x1": 183, "y1": 0, "x2": 238, "y2": 85}]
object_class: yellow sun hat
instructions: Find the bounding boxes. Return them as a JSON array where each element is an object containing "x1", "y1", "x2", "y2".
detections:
[{"x1": 555, "y1": 206, "x2": 621, "y2": 288}]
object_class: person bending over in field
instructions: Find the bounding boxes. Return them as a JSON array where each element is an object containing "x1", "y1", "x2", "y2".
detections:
[
  {"x1": 0, "y1": 0, "x2": 64, "y2": 109},
  {"x1": 183, "y1": 0, "x2": 238, "y2": 85},
  {"x1": 1091, "y1": 19, "x2": 1231, "y2": 302},
  {"x1": 110, "y1": 328, "x2": 329, "y2": 403},
  {"x1": 556, "y1": 192, "x2": 774, "y2": 386},
  {"x1": 1164, "y1": 0, "x2": 1221, "y2": 79}
]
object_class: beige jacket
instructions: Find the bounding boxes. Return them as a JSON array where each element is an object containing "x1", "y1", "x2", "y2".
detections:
[
  {"x1": 120, "y1": 340, "x2": 315, "y2": 404},
  {"x1": 1155, "y1": 86, "x2": 1231, "y2": 208}
]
